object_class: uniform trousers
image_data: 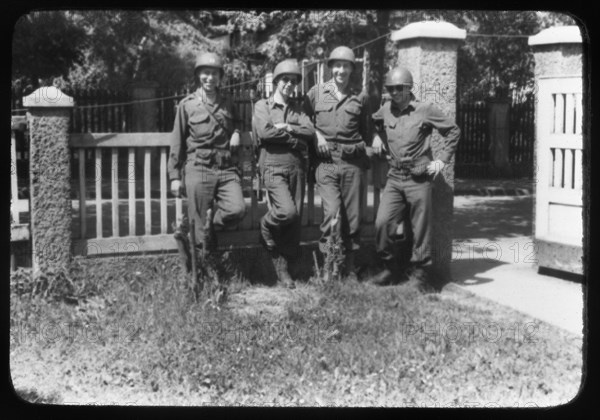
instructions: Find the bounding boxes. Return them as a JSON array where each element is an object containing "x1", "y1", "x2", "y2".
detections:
[
  {"x1": 260, "y1": 150, "x2": 306, "y2": 259},
  {"x1": 315, "y1": 147, "x2": 366, "y2": 256},
  {"x1": 184, "y1": 160, "x2": 246, "y2": 247},
  {"x1": 375, "y1": 167, "x2": 432, "y2": 266}
]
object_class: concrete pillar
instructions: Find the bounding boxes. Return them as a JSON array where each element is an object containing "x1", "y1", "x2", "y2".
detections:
[
  {"x1": 487, "y1": 98, "x2": 512, "y2": 177},
  {"x1": 391, "y1": 21, "x2": 466, "y2": 283},
  {"x1": 23, "y1": 86, "x2": 74, "y2": 275},
  {"x1": 529, "y1": 26, "x2": 584, "y2": 275},
  {"x1": 130, "y1": 81, "x2": 158, "y2": 132}
]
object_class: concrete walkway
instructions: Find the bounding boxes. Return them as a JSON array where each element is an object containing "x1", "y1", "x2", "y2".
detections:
[{"x1": 448, "y1": 195, "x2": 584, "y2": 338}]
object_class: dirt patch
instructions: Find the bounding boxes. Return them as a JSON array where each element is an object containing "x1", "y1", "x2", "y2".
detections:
[{"x1": 227, "y1": 284, "x2": 320, "y2": 320}]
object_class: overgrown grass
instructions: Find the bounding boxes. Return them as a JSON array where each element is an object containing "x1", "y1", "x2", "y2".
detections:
[{"x1": 10, "y1": 255, "x2": 582, "y2": 406}]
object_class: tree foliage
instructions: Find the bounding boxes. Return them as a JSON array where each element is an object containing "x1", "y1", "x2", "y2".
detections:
[
  {"x1": 12, "y1": 9, "x2": 579, "y2": 99},
  {"x1": 12, "y1": 11, "x2": 86, "y2": 91}
]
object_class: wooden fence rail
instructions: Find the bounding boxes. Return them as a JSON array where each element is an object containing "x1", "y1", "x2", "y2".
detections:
[{"x1": 68, "y1": 131, "x2": 386, "y2": 257}]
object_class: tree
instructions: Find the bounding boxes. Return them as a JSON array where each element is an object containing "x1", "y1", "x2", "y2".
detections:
[
  {"x1": 11, "y1": 9, "x2": 579, "y2": 97},
  {"x1": 12, "y1": 11, "x2": 86, "y2": 92}
]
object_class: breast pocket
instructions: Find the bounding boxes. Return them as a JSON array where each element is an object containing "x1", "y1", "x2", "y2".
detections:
[
  {"x1": 314, "y1": 102, "x2": 334, "y2": 129},
  {"x1": 342, "y1": 104, "x2": 361, "y2": 133},
  {"x1": 188, "y1": 111, "x2": 211, "y2": 139},
  {"x1": 384, "y1": 117, "x2": 398, "y2": 140}
]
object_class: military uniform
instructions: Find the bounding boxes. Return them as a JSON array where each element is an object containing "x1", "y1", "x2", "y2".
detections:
[
  {"x1": 253, "y1": 96, "x2": 315, "y2": 260},
  {"x1": 168, "y1": 88, "x2": 246, "y2": 249},
  {"x1": 372, "y1": 95, "x2": 460, "y2": 269},
  {"x1": 304, "y1": 80, "x2": 371, "y2": 263}
]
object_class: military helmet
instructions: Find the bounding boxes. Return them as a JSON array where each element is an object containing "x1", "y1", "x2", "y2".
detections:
[
  {"x1": 384, "y1": 67, "x2": 413, "y2": 87},
  {"x1": 194, "y1": 52, "x2": 224, "y2": 76},
  {"x1": 272, "y1": 59, "x2": 302, "y2": 84},
  {"x1": 326, "y1": 46, "x2": 356, "y2": 68}
]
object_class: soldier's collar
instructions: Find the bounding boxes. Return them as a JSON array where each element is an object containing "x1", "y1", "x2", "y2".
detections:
[
  {"x1": 267, "y1": 95, "x2": 287, "y2": 108},
  {"x1": 196, "y1": 88, "x2": 221, "y2": 105},
  {"x1": 390, "y1": 97, "x2": 417, "y2": 112}
]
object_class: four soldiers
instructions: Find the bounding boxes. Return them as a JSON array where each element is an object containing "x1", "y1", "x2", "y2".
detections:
[{"x1": 171, "y1": 49, "x2": 460, "y2": 291}]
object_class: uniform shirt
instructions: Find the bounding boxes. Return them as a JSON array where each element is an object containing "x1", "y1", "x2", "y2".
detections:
[
  {"x1": 372, "y1": 97, "x2": 460, "y2": 164},
  {"x1": 252, "y1": 96, "x2": 315, "y2": 151},
  {"x1": 168, "y1": 89, "x2": 239, "y2": 180},
  {"x1": 304, "y1": 79, "x2": 371, "y2": 143}
]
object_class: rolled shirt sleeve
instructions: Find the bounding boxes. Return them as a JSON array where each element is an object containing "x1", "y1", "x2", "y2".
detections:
[
  {"x1": 252, "y1": 99, "x2": 291, "y2": 144},
  {"x1": 424, "y1": 103, "x2": 461, "y2": 163},
  {"x1": 286, "y1": 103, "x2": 315, "y2": 141}
]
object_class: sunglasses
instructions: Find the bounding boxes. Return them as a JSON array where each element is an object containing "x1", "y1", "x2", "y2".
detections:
[
  {"x1": 386, "y1": 85, "x2": 411, "y2": 93},
  {"x1": 280, "y1": 76, "x2": 299, "y2": 85}
]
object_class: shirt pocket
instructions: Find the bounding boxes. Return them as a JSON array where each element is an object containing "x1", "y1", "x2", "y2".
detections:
[
  {"x1": 384, "y1": 115, "x2": 397, "y2": 129},
  {"x1": 314, "y1": 102, "x2": 334, "y2": 129},
  {"x1": 342, "y1": 104, "x2": 361, "y2": 133},
  {"x1": 188, "y1": 111, "x2": 211, "y2": 138}
]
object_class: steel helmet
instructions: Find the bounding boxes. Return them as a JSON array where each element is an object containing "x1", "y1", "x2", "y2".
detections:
[
  {"x1": 272, "y1": 59, "x2": 302, "y2": 84},
  {"x1": 194, "y1": 52, "x2": 224, "y2": 76},
  {"x1": 327, "y1": 46, "x2": 356, "y2": 68},
  {"x1": 384, "y1": 67, "x2": 413, "y2": 87}
]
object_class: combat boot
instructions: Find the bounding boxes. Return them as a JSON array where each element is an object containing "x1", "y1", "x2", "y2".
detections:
[
  {"x1": 272, "y1": 252, "x2": 295, "y2": 289},
  {"x1": 259, "y1": 219, "x2": 277, "y2": 252},
  {"x1": 369, "y1": 259, "x2": 404, "y2": 286},
  {"x1": 408, "y1": 265, "x2": 437, "y2": 294}
]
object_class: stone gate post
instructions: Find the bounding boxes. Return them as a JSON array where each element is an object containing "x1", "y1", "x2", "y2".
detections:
[{"x1": 23, "y1": 86, "x2": 74, "y2": 275}]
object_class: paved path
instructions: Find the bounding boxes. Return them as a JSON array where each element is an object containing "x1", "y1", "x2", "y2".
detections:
[{"x1": 449, "y1": 195, "x2": 584, "y2": 338}]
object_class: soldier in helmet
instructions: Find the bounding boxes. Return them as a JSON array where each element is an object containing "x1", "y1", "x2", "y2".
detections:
[
  {"x1": 168, "y1": 52, "x2": 246, "y2": 263},
  {"x1": 252, "y1": 59, "x2": 315, "y2": 288},
  {"x1": 370, "y1": 67, "x2": 460, "y2": 291},
  {"x1": 304, "y1": 46, "x2": 372, "y2": 281}
]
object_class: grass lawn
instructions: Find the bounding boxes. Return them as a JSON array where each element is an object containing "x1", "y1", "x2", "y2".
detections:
[{"x1": 10, "y1": 254, "x2": 582, "y2": 407}]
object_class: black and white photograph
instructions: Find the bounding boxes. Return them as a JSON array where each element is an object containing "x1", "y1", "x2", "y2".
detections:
[{"x1": 10, "y1": 9, "x2": 587, "y2": 407}]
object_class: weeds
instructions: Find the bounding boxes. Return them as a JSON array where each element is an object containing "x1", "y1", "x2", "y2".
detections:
[{"x1": 10, "y1": 254, "x2": 582, "y2": 406}]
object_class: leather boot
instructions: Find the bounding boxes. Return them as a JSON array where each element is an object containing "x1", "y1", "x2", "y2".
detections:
[
  {"x1": 370, "y1": 259, "x2": 403, "y2": 286},
  {"x1": 272, "y1": 253, "x2": 295, "y2": 289},
  {"x1": 408, "y1": 265, "x2": 436, "y2": 293}
]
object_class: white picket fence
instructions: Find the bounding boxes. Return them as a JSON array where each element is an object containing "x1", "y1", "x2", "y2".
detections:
[{"x1": 67, "y1": 132, "x2": 384, "y2": 258}]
